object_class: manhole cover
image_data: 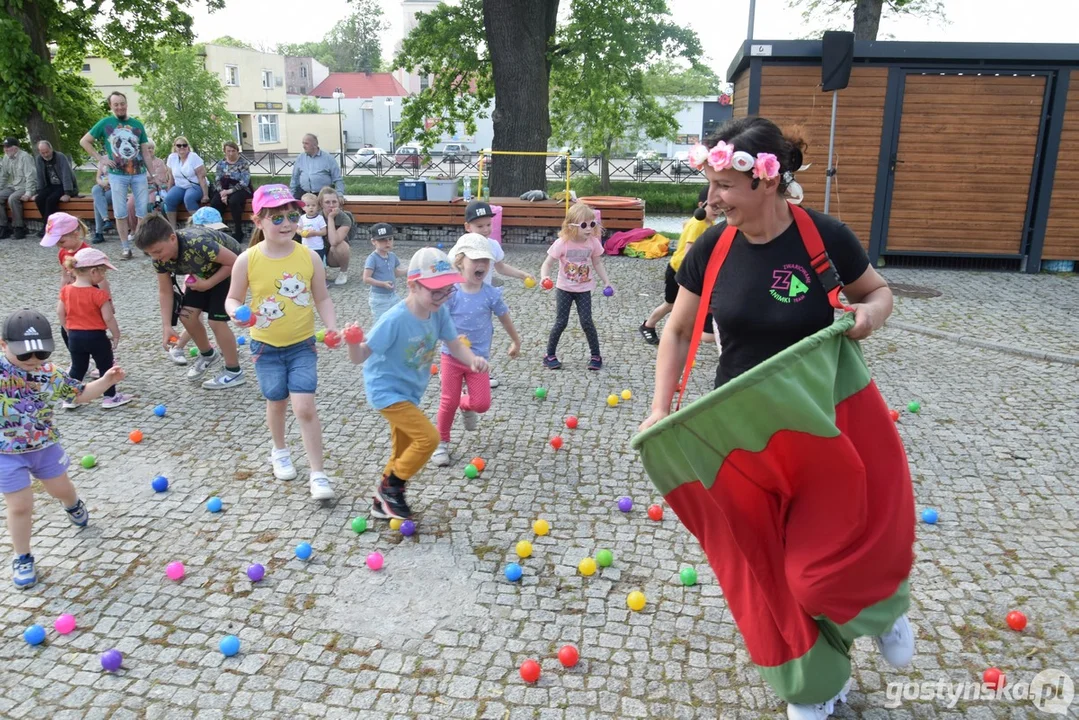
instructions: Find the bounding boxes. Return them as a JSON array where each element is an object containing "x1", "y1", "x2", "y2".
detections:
[{"x1": 888, "y1": 283, "x2": 942, "y2": 299}]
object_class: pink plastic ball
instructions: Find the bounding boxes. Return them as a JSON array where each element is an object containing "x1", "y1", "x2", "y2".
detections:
[
  {"x1": 54, "y1": 613, "x2": 77, "y2": 635},
  {"x1": 366, "y1": 552, "x2": 384, "y2": 571},
  {"x1": 165, "y1": 562, "x2": 185, "y2": 581}
]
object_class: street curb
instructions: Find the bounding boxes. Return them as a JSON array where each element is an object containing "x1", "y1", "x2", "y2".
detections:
[{"x1": 888, "y1": 320, "x2": 1079, "y2": 366}]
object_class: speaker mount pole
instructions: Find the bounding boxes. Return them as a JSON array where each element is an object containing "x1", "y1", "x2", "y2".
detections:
[
  {"x1": 747, "y1": 0, "x2": 756, "y2": 40},
  {"x1": 823, "y1": 89, "x2": 839, "y2": 215}
]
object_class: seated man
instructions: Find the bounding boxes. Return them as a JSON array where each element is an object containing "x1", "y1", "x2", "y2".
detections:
[
  {"x1": 0, "y1": 137, "x2": 37, "y2": 240},
  {"x1": 33, "y1": 141, "x2": 79, "y2": 230}
]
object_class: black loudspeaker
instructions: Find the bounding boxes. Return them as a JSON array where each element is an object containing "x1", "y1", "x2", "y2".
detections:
[{"x1": 821, "y1": 31, "x2": 855, "y2": 91}]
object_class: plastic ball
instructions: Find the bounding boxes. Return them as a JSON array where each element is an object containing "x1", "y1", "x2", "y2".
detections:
[
  {"x1": 100, "y1": 649, "x2": 123, "y2": 671},
  {"x1": 565, "y1": 416, "x2": 578, "y2": 429},
  {"x1": 617, "y1": 497, "x2": 633, "y2": 513},
  {"x1": 430, "y1": 363, "x2": 438, "y2": 375},
  {"x1": 151, "y1": 475, "x2": 168, "y2": 493},
  {"x1": 921, "y1": 508, "x2": 938, "y2": 524},
  {"x1": 524, "y1": 276, "x2": 536, "y2": 289},
  {"x1": 603, "y1": 285, "x2": 614, "y2": 297},
  {"x1": 80, "y1": 454, "x2": 96, "y2": 469},
  {"x1": 519, "y1": 659, "x2": 541, "y2": 683},
  {"x1": 246, "y1": 563, "x2": 265, "y2": 582},
  {"x1": 436, "y1": 243, "x2": 444, "y2": 249},
  {"x1": 1006, "y1": 610, "x2": 1027, "y2": 631},
  {"x1": 983, "y1": 667, "x2": 1005, "y2": 690},
  {"x1": 458, "y1": 334, "x2": 471, "y2": 348},
  {"x1": 207, "y1": 497, "x2": 223, "y2": 513},
  {"x1": 647, "y1": 504, "x2": 663, "y2": 521},
  {"x1": 578, "y1": 558, "x2": 597, "y2": 576},
  {"x1": 219, "y1": 635, "x2": 241, "y2": 657},
  {"x1": 621, "y1": 389, "x2": 632, "y2": 401},
  {"x1": 315, "y1": 329, "x2": 326, "y2": 343},
  {"x1": 323, "y1": 330, "x2": 341, "y2": 349},
  {"x1": 534, "y1": 387, "x2": 547, "y2": 400},
  {"x1": 680, "y1": 567, "x2": 698, "y2": 586},
  {"x1": 153, "y1": 404, "x2": 167, "y2": 417},
  {"x1": 889, "y1": 409, "x2": 900, "y2": 422},
  {"x1": 549, "y1": 436, "x2": 563, "y2": 450},
  {"x1": 516, "y1": 540, "x2": 533, "y2": 559},
  {"x1": 533, "y1": 519, "x2": 550, "y2": 536},
  {"x1": 907, "y1": 400, "x2": 921, "y2": 413},
  {"x1": 129, "y1": 429, "x2": 143, "y2": 443},
  {"x1": 189, "y1": 347, "x2": 199, "y2": 357},
  {"x1": 470, "y1": 457, "x2": 486, "y2": 472},
  {"x1": 366, "y1": 552, "x2": 384, "y2": 570},
  {"x1": 464, "y1": 464, "x2": 479, "y2": 479},
  {"x1": 400, "y1": 520, "x2": 416, "y2": 536},
  {"x1": 541, "y1": 278, "x2": 554, "y2": 290},
  {"x1": 627, "y1": 591, "x2": 647, "y2": 611},
  {"x1": 344, "y1": 325, "x2": 364, "y2": 344},
  {"x1": 596, "y1": 549, "x2": 613, "y2": 567},
  {"x1": 295, "y1": 542, "x2": 313, "y2": 560},
  {"x1": 237, "y1": 336, "x2": 246, "y2": 346},
  {"x1": 166, "y1": 561, "x2": 185, "y2": 581},
  {"x1": 504, "y1": 562, "x2": 523, "y2": 581},
  {"x1": 23, "y1": 624, "x2": 46, "y2": 645},
  {"x1": 607, "y1": 394, "x2": 619, "y2": 407},
  {"x1": 389, "y1": 518, "x2": 403, "y2": 530},
  {"x1": 234, "y1": 305, "x2": 252, "y2": 323},
  {"x1": 558, "y1": 644, "x2": 579, "y2": 668},
  {"x1": 351, "y1": 516, "x2": 367, "y2": 534}
]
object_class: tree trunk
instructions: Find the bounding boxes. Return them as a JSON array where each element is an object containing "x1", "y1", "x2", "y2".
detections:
[
  {"x1": 482, "y1": 0, "x2": 559, "y2": 196},
  {"x1": 11, "y1": 0, "x2": 61, "y2": 149},
  {"x1": 852, "y1": 0, "x2": 883, "y2": 41}
]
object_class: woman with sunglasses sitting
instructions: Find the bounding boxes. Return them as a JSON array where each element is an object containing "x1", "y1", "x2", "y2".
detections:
[{"x1": 164, "y1": 136, "x2": 209, "y2": 229}]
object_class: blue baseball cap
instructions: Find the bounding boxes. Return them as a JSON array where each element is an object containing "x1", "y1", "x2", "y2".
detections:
[{"x1": 190, "y1": 207, "x2": 228, "y2": 229}]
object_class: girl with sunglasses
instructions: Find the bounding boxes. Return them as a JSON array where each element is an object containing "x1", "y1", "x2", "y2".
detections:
[
  {"x1": 1, "y1": 309, "x2": 125, "y2": 588},
  {"x1": 226, "y1": 185, "x2": 340, "y2": 501},
  {"x1": 539, "y1": 203, "x2": 613, "y2": 371}
]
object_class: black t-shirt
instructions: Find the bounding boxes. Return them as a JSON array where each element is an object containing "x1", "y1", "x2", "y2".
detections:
[
  {"x1": 44, "y1": 157, "x2": 61, "y2": 187},
  {"x1": 676, "y1": 207, "x2": 869, "y2": 388}
]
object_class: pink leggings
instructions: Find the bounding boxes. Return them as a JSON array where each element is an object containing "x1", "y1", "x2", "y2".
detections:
[{"x1": 437, "y1": 353, "x2": 491, "y2": 442}]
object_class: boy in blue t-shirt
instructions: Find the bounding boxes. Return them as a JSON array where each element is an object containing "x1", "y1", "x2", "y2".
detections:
[
  {"x1": 347, "y1": 247, "x2": 489, "y2": 520},
  {"x1": 362, "y1": 223, "x2": 407, "y2": 322}
]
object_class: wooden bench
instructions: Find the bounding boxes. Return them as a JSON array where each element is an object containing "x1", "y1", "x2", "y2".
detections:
[{"x1": 15, "y1": 194, "x2": 646, "y2": 231}]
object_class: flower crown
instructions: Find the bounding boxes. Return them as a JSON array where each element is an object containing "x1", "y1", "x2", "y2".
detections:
[{"x1": 688, "y1": 142, "x2": 805, "y2": 204}]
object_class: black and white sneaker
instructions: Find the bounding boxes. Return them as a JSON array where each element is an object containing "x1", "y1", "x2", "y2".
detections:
[
  {"x1": 374, "y1": 481, "x2": 412, "y2": 520},
  {"x1": 370, "y1": 497, "x2": 390, "y2": 520},
  {"x1": 639, "y1": 322, "x2": 660, "y2": 345}
]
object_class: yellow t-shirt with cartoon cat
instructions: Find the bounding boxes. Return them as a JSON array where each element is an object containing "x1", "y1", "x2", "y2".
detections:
[{"x1": 248, "y1": 243, "x2": 316, "y2": 347}]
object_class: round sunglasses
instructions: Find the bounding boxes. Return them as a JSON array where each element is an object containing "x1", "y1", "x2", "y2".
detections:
[
  {"x1": 268, "y1": 211, "x2": 301, "y2": 225},
  {"x1": 577, "y1": 220, "x2": 597, "y2": 229},
  {"x1": 15, "y1": 350, "x2": 52, "y2": 362}
]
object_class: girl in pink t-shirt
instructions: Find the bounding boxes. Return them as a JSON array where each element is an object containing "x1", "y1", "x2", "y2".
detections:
[{"x1": 539, "y1": 203, "x2": 613, "y2": 371}]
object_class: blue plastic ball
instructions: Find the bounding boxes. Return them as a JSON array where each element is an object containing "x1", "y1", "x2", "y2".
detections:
[
  {"x1": 219, "y1": 635, "x2": 240, "y2": 657},
  {"x1": 237, "y1": 336, "x2": 246, "y2": 346},
  {"x1": 23, "y1": 624, "x2": 46, "y2": 646},
  {"x1": 234, "y1": 305, "x2": 252, "y2": 323},
  {"x1": 603, "y1": 285, "x2": 614, "y2": 297},
  {"x1": 295, "y1": 542, "x2": 313, "y2": 560},
  {"x1": 153, "y1": 404, "x2": 166, "y2": 417},
  {"x1": 207, "y1": 497, "x2": 223, "y2": 513},
  {"x1": 436, "y1": 243, "x2": 444, "y2": 249},
  {"x1": 400, "y1": 520, "x2": 416, "y2": 536},
  {"x1": 504, "y1": 562, "x2": 523, "y2": 582},
  {"x1": 151, "y1": 475, "x2": 169, "y2": 492},
  {"x1": 921, "y1": 508, "x2": 939, "y2": 524}
]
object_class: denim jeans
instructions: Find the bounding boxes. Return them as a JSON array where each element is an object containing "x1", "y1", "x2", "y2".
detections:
[
  {"x1": 109, "y1": 172, "x2": 148, "y2": 220},
  {"x1": 91, "y1": 184, "x2": 111, "y2": 233},
  {"x1": 164, "y1": 185, "x2": 204, "y2": 213}
]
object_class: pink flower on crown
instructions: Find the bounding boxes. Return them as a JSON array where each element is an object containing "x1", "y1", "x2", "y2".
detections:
[
  {"x1": 707, "y1": 141, "x2": 734, "y2": 171},
  {"x1": 687, "y1": 144, "x2": 710, "y2": 170},
  {"x1": 753, "y1": 153, "x2": 780, "y2": 180}
]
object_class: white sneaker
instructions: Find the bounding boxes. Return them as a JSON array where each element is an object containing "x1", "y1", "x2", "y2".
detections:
[
  {"x1": 202, "y1": 369, "x2": 245, "y2": 390},
  {"x1": 461, "y1": 410, "x2": 478, "y2": 431},
  {"x1": 432, "y1": 442, "x2": 451, "y2": 467},
  {"x1": 787, "y1": 678, "x2": 852, "y2": 720},
  {"x1": 309, "y1": 472, "x2": 334, "y2": 500},
  {"x1": 62, "y1": 399, "x2": 81, "y2": 410},
  {"x1": 167, "y1": 346, "x2": 189, "y2": 366},
  {"x1": 334, "y1": 272, "x2": 349, "y2": 286},
  {"x1": 186, "y1": 348, "x2": 220, "y2": 379},
  {"x1": 271, "y1": 447, "x2": 297, "y2": 481},
  {"x1": 488, "y1": 375, "x2": 500, "y2": 388},
  {"x1": 874, "y1": 614, "x2": 915, "y2": 668}
]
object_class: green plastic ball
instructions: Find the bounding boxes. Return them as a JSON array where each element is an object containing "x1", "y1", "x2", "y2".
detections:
[
  {"x1": 596, "y1": 549, "x2": 614, "y2": 567},
  {"x1": 351, "y1": 516, "x2": 367, "y2": 534},
  {"x1": 80, "y1": 454, "x2": 96, "y2": 469},
  {"x1": 534, "y1": 387, "x2": 547, "y2": 400},
  {"x1": 316, "y1": 329, "x2": 327, "y2": 343},
  {"x1": 680, "y1": 566, "x2": 698, "y2": 586},
  {"x1": 464, "y1": 464, "x2": 479, "y2": 479},
  {"x1": 189, "y1": 347, "x2": 198, "y2": 357},
  {"x1": 907, "y1": 400, "x2": 921, "y2": 414}
]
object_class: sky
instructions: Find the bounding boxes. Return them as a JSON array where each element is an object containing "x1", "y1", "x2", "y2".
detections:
[{"x1": 187, "y1": 0, "x2": 1079, "y2": 80}]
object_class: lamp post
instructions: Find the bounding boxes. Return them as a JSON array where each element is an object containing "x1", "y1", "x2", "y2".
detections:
[
  {"x1": 385, "y1": 97, "x2": 394, "y2": 153},
  {"x1": 332, "y1": 88, "x2": 345, "y2": 169}
]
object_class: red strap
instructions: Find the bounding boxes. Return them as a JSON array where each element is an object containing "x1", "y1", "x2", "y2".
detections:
[{"x1": 789, "y1": 204, "x2": 848, "y2": 311}]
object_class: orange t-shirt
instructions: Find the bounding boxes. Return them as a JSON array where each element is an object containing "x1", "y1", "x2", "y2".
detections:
[
  {"x1": 58, "y1": 242, "x2": 90, "y2": 268},
  {"x1": 59, "y1": 284, "x2": 110, "y2": 331}
]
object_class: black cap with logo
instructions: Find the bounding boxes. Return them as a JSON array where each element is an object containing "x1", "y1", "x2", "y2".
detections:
[
  {"x1": 370, "y1": 222, "x2": 395, "y2": 238},
  {"x1": 2, "y1": 137, "x2": 20, "y2": 148},
  {"x1": 3, "y1": 309, "x2": 54, "y2": 355},
  {"x1": 465, "y1": 201, "x2": 492, "y2": 223}
]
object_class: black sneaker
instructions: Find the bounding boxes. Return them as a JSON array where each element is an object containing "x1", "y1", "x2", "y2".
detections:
[
  {"x1": 374, "y1": 481, "x2": 412, "y2": 520},
  {"x1": 12, "y1": 227, "x2": 27, "y2": 240},
  {"x1": 370, "y1": 497, "x2": 390, "y2": 519},
  {"x1": 92, "y1": 232, "x2": 106, "y2": 245},
  {"x1": 588, "y1": 355, "x2": 603, "y2": 371},
  {"x1": 0, "y1": 227, "x2": 11, "y2": 240},
  {"x1": 639, "y1": 322, "x2": 660, "y2": 345},
  {"x1": 543, "y1": 355, "x2": 562, "y2": 370}
]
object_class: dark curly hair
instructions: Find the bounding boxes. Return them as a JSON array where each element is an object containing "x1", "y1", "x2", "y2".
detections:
[{"x1": 703, "y1": 117, "x2": 808, "y2": 194}]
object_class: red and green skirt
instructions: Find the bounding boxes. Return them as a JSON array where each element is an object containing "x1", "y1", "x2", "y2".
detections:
[{"x1": 632, "y1": 315, "x2": 914, "y2": 704}]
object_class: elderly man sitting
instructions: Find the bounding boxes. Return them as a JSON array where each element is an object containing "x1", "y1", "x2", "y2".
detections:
[
  {"x1": 33, "y1": 141, "x2": 79, "y2": 229},
  {"x1": 289, "y1": 134, "x2": 345, "y2": 200},
  {"x1": 0, "y1": 137, "x2": 38, "y2": 240}
]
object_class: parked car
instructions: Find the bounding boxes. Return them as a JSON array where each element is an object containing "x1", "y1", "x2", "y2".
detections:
[
  {"x1": 442, "y1": 143, "x2": 472, "y2": 163},
  {"x1": 353, "y1": 147, "x2": 388, "y2": 168},
  {"x1": 635, "y1": 150, "x2": 662, "y2": 175},
  {"x1": 394, "y1": 145, "x2": 422, "y2": 168},
  {"x1": 671, "y1": 150, "x2": 699, "y2": 175},
  {"x1": 549, "y1": 148, "x2": 590, "y2": 176}
]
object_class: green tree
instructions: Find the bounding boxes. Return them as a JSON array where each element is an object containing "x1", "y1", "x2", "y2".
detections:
[
  {"x1": 297, "y1": 96, "x2": 323, "y2": 114},
  {"x1": 643, "y1": 59, "x2": 721, "y2": 97},
  {"x1": 209, "y1": 35, "x2": 253, "y2": 50},
  {"x1": 0, "y1": 0, "x2": 223, "y2": 152},
  {"x1": 789, "y1": 0, "x2": 946, "y2": 40},
  {"x1": 549, "y1": 0, "x2": 701, "y2": 191},
  {"x1": 277, "y1": 0, "x2": 386, "y2": 73},
  {"x1": 135, "y1": 46, "x2": 234, "y2": 157}
]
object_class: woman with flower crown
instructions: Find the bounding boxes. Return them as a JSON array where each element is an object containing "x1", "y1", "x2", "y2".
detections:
[{"x1": 636, "y1": 117, "x2": 913, "y2": 720}]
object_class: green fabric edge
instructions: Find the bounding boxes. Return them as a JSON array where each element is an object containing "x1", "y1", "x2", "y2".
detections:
[{"x1": 632, "y1": 314, "x2": 870, "y2": 497}]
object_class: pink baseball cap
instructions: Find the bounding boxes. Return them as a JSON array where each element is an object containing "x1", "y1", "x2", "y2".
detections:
[
  {"x1": 40, "y1": 212, "x2": 80, "y2": 247},
  {"x1": 252, "y1": 184, "x2": 301, "y2": 214},
  {"x1": 72, "y1": 247, "x2": 117, "y2": 270},
  {"x1": 407, "y1": 247, "x2": 464, "y2": 289}
]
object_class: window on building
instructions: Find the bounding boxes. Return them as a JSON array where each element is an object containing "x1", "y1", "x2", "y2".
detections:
[
  {"x1": 300, "y1": 66, "x2": 308, "y2": 79},
  {"x1": 225, "y1": 65, "x2": 239, "y2": 86},
  {"x1": 262, "y1": 70, "x2": 273, "y2": 89},
  {"x1": 420, "y1": 75, "x2": 430, "y2": 91},
  {"x1": 81, "y1": 63, "x2": 91, "y2": 73},
  {"x1": 257, "y1": 114, "x2": 279, "y2": 143},
  {"x1": 674, "y1": 134, "x2": 700, "y2": 145}
]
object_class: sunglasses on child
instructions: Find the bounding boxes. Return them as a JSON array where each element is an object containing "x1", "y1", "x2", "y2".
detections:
[
  {"x1": 268, "y1": 211, "x2": 301, "y2": 225},
  {"x1": 577, "y1": 221, "x2": 597, "y2": 229},
  {"x1": 16, "y1": 350, "x2": 51, "y2": 362}
]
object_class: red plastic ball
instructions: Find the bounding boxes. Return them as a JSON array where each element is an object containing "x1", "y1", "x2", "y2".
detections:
[
  {"x1": 983, "y1": 667, "x2": 1005, "y2": 690},
  {"x1": 323, "y1": 330, "x2": 341, "y2": 349},
  {"x1": 565, "y1": 416, "x2": 578, "y2": 429},
  {"x1": 541, "y1": 278, "x2": 554, "y2": 290},
  {"x1": 557, "y1": 645, "x2": 579, "y2": 668},
  {"x1": 344, "y1": 325, "x2": 364, "y2": 344},
  {"x1": 549, "y1": 436, "x2": 563, "y2": 450},
  {"x1": 1006, "y1": 611, "x2": 1027, "y2": 631},
  {"x1": 647, "y1": 504, "x2": 663, "y2": 521},
  {"x1": 889, "y1": 409, "x2": 900, "y2": 422},
  {"x1": 430, "y1": 364, "x2": 439, "y2": 375},
  {"x1": 519, "y1": 659, "x2": 541, "y2": 683}
]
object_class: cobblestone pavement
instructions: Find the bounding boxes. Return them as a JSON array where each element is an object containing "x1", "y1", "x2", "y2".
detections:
[{"x1": 1, "y1": 238, "x2": 1076, "y2": 720}]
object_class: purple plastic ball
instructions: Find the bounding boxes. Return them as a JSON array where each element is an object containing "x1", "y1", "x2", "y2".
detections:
[
  {"x1": 617, "y1": 496, "x2": 633, "y2": 513},
  {"x1": 101, "y1": 649, "x2": 123, "y2": 672},
  {"x1": 603, "y1": 285, "x2": 614, "y2": 297},
  {"x1": 246, "y1": 563, "x2": 265, "y2": 582},
  {"x1": 400, "y1": 520, "x2": 416, "y2": 536}
]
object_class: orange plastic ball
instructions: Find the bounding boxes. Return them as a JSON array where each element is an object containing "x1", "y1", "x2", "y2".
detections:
[
  {"x1": 129, "y1": 429, "x2": 143, "y2": 444},
  {"x1": 470, "y1": 457, "x2": 486, "y2": 472}
]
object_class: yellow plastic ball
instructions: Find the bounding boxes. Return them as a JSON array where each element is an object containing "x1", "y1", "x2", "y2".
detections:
[
  {"x1": 621, "y1": 389, "x2": 632, "y2": 401},
  {"x1": 607, "y1": 394, "x2": 619, "y2": 407},
  {"x1": 533, "y1": 519, "x2": 550, "y2": 536},
  {"x1": 627, "y1": 590, "x2": 646, "y2": 611},
  {"x1": 524, "y1": 276, "x2": 536, "y2": 289},
  {"x1": 389, "y1": 518, "x2": 403, "y2": 530},
  {"x1": 516, "y1": 540, "x2": 533, "y2": 558},
  {"x1": 459, "y1": 334, "x2": 471, "y2": 348},
  {"x1": 578, "y1": 558, "x2": 597, "y2": 576}
]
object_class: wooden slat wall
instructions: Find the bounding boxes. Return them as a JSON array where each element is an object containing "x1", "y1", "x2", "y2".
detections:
[
  {"x1": 1043, "y1": 71, "x2": 1079, "y2": 260},
  {"x1": 886, "y1": 74, "x2": 1045, "y2": 254},
  {"x1": 758, "y1": 64, "x2": 887, "y2": 246},
  {"x1": 733, "y1": 70, "x2": 749, "y2": 119}
]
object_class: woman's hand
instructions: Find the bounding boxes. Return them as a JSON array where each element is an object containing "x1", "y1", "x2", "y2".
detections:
[
  {"x1": 845, "y1": 303, "x2": 876, "y2": 341},
  {"x1": 638, "y1": 408, "x2": 669, "y2": 433}
]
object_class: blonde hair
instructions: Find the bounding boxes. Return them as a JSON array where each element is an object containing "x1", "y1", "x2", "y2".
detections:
[
  {"x1": 248, "y1": 202, "x2": 302, "y2": 248},
  {"x1": 173, "y1": 136, "x2": 190, "y2": 151},
  {"x1": 316, "y1": 186, "x2": 340, "y2": 211},
  {"x1": 61, "y1": 219, "x2": 91, "y2": 244},
  {"x1": 561, "y1": 203, "x2": 601, "y2": 241},
  {"x1": 301, "y1": 193, "x2": 319, "y2": 205},
  {"x1": 62, "y1": 256, "x2": 106, "y2": 273}
]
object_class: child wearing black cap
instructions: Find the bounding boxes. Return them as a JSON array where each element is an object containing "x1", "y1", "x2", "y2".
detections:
[
  {"x1": 0, "y1": 309, "x2": 124, "y2": 588},
  {"x1": 363, "y1": 222, "x2": 408, "y2": 321}
]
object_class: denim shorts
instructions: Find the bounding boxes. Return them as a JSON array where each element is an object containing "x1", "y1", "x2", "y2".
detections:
[
  {"x1": 109, "y1": 173, "x2": 149, "y2": 219},
  {"x1": 369, "y1": 291, "x2": 400, "y2": 322},
  {"x1": 250, "y1": 337, "x2": 318, "y2": 401},
  {"x1": 0, "y1": 444, "x2": 71, "y2": 493}
]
